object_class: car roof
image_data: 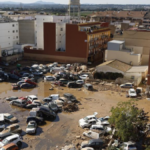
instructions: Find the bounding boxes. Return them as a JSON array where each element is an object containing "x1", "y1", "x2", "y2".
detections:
[
  {"x1": 91, "y1": 124, "x2": 103, "y2": 128},
  {"x1": 64, "y1": 93, "x2": 73, "y2": 96},
  {"x1": 86, "y1": 115, "x2": 96, "y2": 118},
  {"x1": 125, "y1": 82, "x2": 132, "y2": 84},
  {"x1": 28, "y1": 121, "x2": 36, "y2": 124},
  {"x1": 3, "y1": 113, "x2": 11, "y2": 117},
  {"x1": 5, "y1": 134, "x2": 19, "y2": 140},
  {"x1": 7, "y1": 123, "x2": 19, "y2": 128},
  {"x1": 28, "y1": 95, "x2": 37, "y2": 98},
  {"x1": 50, "y1": 94, "x2": 59, "y2": 96},
  {"x1": 2, "y1": 143, "x2": 17, "y2": 148},
  {"x1": 124, "y1": 141, "x2": 135, "y2": 145},
  {"x1": 129, "y1": 89, "x2": 135, "y2": 91},
  {"x1": 85, "y1": 83, "x2": 92, "y2": 86}
]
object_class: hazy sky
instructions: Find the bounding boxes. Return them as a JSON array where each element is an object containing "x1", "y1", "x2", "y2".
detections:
[{"x1": 0, "y1": 0, "x2": 150, "y2": 4}]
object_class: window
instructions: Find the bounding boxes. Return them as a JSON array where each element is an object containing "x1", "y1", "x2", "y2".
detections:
[
  {"x1": 16, "y1": 36, "x2": 18, "y2": 39},
  {"x1": 16, "y1": 30, "x2": 18, "y2": 32},
  {"x1": 60, "y1": 28, "x2": 63, "y2": 31},
  {"x1": 13, "y1": 30, "x2": 15, "y2": 33},
  {"x1": 12, "y1": 24, "x2": 15, "y2": 27}
]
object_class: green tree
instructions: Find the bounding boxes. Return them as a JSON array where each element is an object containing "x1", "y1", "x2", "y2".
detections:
[{"x1": 109, "y1": 100, "x2": 148, "y2": 142}]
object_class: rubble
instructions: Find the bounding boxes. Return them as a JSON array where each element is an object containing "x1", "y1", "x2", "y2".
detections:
[{"x1": 63, "y1": 102, "x2": 78, "y2": 112}]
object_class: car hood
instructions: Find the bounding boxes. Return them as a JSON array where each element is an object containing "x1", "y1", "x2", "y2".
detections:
[
  {"x1": 0, "y1": 142, "x2": 4, "y2": 148},
  {"x1": 10, "y1": 117, "x2": 18, "y2": 122},
  {"x1": 26, "y1": 128, "x2": 35, "y2": 132},
  {"x1": 130, "y1": 93, "x2": 137, "y2": 96},
  {"x1": 81, "y1": 141, "x2": 89, "y2": 147}
]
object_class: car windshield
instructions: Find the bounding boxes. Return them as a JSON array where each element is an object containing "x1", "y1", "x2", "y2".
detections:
[
  {"x1": 27, "y1": 124, "x2": 35, "y2": 128},
  {"x1": 130, "y1": 91, "x2": 135, "y2": 93},
  {"x1": 2, "y1": 139, "x2": 8, "y2": 145},
  {"x1": 50, "y1": 104, "x2": 57, "y2": 108},
  {"x1": 0, "y1": 121, "x2": 4, "y2": 125},
  {"x1": 129, "y1": 145, "x2": 136, "y2": 148},
  {"x1": 83, "y1": 117, "x2": 88, "y2": 121}
]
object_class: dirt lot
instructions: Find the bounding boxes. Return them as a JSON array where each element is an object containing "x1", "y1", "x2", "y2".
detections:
[{"x1": 0, "y1": 61, "x2": 150, "y2": 150}]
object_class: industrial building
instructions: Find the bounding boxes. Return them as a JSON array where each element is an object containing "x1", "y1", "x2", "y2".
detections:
[
  {"x1": 105, "y1": 40, "x2": 143, "y2": 66},
  {"x1": 24, "y1": 22, "x2": 111, "y2": 63}
]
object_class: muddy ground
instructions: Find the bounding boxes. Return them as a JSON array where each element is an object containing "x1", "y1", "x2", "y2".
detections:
[{"x1": 0, "y1": 61, "x2": 150, "y2": 150}]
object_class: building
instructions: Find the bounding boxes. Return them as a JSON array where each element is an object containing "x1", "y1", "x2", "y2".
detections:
[
  {"x1": 105, "y1": 40, "x2": 143, "y2": 66},
  {"x1": 18, "y1": 20, "x2": 35, "y2": 44},
  {"x1": 0, "y1": 16, "x2": 25, "y2": 62},
  {"x1": 96, "y1": 59, "x2": 148, "y2": 85},
  {"x1": 35, "y1": 15, "x2": 70, "y2": 49},
  {"x1": 114, "y1": 28, "x2": 150, "y2": 65},
  {"x1": 24, "y1": 22, "x2": 111, "y2": 63},
  {"x1": 96, "y1": 60, "x2": 132, "y2": 74},
  {"x1": 90, "y1": 11, "x2": 145, "y2": 24}
]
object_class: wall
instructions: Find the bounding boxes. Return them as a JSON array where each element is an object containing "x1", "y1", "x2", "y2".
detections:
[
  {"x1": 0, "y1": 22, "x2": 19, "y2": 50},
  {"x1": 96, "y1": 65, "x2": 124, "y2": 74},
  {"x1": 105, "y1": 50, "x2": 141, "y2": 66},
  {"x1": 126, "y1": 45, "x2": 143, "y2": 54},
  {"x1": 19, "y1": 20, "x2": 35, "y2": 44},
  {"x1": 24, "y1": 23, "x2": 88, "y2": 63},
  {"x1": 114, "y1": 30, "x2": 150, "y2": 65}
]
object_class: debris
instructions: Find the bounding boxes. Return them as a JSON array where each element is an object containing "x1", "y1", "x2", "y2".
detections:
[{"x1": 63, "y1": 102, "x2": 78, "y2": 112}]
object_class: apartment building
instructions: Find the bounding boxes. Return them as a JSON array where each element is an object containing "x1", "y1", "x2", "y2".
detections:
[
  {"x1": 24, "y1": 22, "x2": 111, "y2": 63},
  {"x1": 35, "y1": 15, "x2": 70, "y2": 49},
  {"x1": 0, "y1": 16, "x2": 19, "y2": 56}
]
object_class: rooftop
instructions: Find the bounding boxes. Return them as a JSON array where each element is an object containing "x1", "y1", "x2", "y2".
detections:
[
  {"x1": 0, "y1": 15, "x2": 16, "y2": 23},
  {"x1": 90, "y1": 11, "x2": 146, "y2": 19},
  {"x1": 108, "y1": 40, "x2": 125, "y2": 44},
  {"x1": 97, "y1": 60, "x2": 132, "y2": 73}
]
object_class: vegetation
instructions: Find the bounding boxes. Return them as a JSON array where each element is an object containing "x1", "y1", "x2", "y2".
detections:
[
  {"x1": 94, "y1": 72, "x2": 123, "y2": 80},
  {"x1": 109, "y1": 100, "x2": 149, "y2": 141}
]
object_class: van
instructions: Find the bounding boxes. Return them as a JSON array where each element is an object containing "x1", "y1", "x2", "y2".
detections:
[{"x1": 0, "y1": 114, "x2": 5, "y2": 131}]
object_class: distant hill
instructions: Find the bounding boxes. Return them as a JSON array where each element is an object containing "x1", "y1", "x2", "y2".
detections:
[{"x1": 0, "y1": 1, "x2": 56, "y2": 4}]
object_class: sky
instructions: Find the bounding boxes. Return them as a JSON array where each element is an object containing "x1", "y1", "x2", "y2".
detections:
[{"x1": 0, "y1": 0, "x2": 150, "y2": 4}]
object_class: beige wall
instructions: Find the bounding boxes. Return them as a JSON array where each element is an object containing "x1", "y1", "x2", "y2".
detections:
[
  {"x1": 105, "y1": 50, "x2": 141, "y2": 66},
  {"x1": 19, "y1": 20, "x2": 35, "y2": 44},
  {"x1": 126, "y1": 46, "x2": 143, "y2": 54},
  {"x1": 114, "y1": 31, "x2": 150, "y2": 65},
  {"x1": 24, "y1": 53, "x2": 87, "y2": 63}
]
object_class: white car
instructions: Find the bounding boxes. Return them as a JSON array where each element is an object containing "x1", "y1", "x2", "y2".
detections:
[
  {"x1": 76, "y1": 80, "x2": 84, "y2": 84},
  {"x1": 79, "y1": 112, "x2": 98, "y2": 128},
  {"x1": 0, "y1": 134, "x2": 22, "y2": 148},
  {"x1": 121, "y1": 142, "x2": 137, "y2": 150},
  {"x1": 90, "y1": 124, "x2": 111, "y2": 134},
  {"x1": 49, "y1": 94, "x2": 59, "y2": 100},
  {"x1": 81, "y1": 148, "x2": 94, "y2": 150},
  {"x1": 83, "y1": 130, "x2": 100, "y2": 139},
  {"x1": 44, "y1": 76, "x2": 56, "y2": 81},
  {"x1": 26, "y1": 121, "x2": 37, "y2": 134},
  {"x1": 99, "y1": 116, "x2": 110, "y2": 123},
  {"x1": 79, "y1": 74, "x2": 89, "y2": 80},
  {"x1": 120, "y1": 83, "x2": 133, "y2": 88},
  {"x1": 128, "y1": 89, "x2": 137, "y2": 98},
  {"x1": 26, "y1": 95, "x2": 38, "y2": 102}
]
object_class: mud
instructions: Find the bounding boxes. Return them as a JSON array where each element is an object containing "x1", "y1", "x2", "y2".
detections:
[{"x1": 0, "y1": 72, "x2": 150, "y2": 149}]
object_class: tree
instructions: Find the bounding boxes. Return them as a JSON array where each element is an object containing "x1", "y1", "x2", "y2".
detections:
[{"x1": 109, "y1": 100, "x2": 149, "y2": 142}]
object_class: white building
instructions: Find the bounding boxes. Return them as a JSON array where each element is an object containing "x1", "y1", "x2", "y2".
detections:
[
  {"x1": 0, "y1": 18, "x2": 19, "y2": 56},
  {"x1": 35, "y1": 15, "x2": 70, "y2": 49}
]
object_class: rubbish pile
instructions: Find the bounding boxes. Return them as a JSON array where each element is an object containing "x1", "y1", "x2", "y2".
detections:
[{"x1": 63, "y1": 102, "x2": 78, "y2": 112}]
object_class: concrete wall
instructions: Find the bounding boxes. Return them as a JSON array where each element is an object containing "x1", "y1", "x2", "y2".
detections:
[
  {"x1": 96, "y1": 65, "x2": 124, "y2": 74},
  {"x1": 0, "y1": 22, "x2": 19, "y2": 50},
  {"x1": 105, "y1": 50, "x2": 141, "y2": 66},
  {"x1": 114, "y1": 30, "x2": 150, "y2": 65},
  {"x1": 18, "y1": 20, "x2": 35, "y2": 44},
  {"x1": 24, "y1": 53, "x2": 87, "y2": 63}
]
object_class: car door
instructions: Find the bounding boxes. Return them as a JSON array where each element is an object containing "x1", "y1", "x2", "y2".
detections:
[{"x1": 89, "y1": 142, "x2": 96, "y2": 148}]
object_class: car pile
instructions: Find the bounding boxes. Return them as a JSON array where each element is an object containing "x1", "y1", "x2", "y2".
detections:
[
  {"x1": 0, "y1": 113, "x2": 23, "y2": 149},
  {"x1": 78, "y1": 113, "x2": 112, "y2": 149}
]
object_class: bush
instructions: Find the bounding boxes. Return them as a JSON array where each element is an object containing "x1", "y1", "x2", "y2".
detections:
[{"x1": 95, "y1": 72, "x2": 123, "y2": 80}]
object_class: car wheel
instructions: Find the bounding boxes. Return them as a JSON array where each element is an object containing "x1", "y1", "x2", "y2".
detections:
[{"x1": 17, "y1": 141, "x2": 22, "y2": 147}]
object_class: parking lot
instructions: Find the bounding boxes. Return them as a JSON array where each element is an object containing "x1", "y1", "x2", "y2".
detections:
[{"x1": 0, "y1": 61, "x2": 150, "y2": 150}]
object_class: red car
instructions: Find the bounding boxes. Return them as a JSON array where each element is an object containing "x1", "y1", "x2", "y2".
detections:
[
  {"x1": 25, "y1": 79, "x2": 37, "y2": 86},
  {"x1": 19, "y1": 97, "x2": 32, "y2": 104}
]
